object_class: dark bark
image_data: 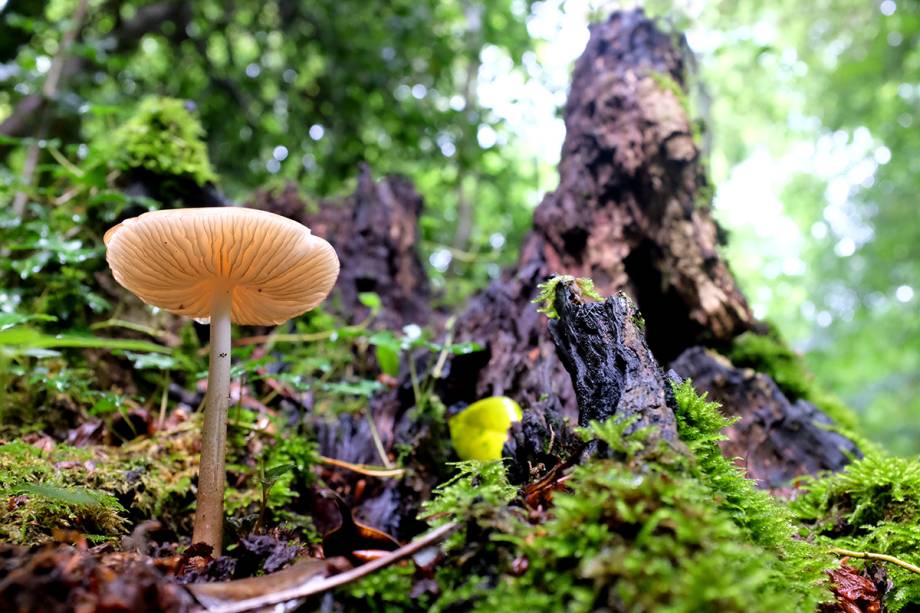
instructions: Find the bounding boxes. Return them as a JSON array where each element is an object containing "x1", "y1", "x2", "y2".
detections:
[
  {"x1": 549, "y1": 284, "x2": 677, "y2": 439},
  {"x1": 670, "y1": 347, "x2": 860, "y2": 489},
  {"x1": 505, "y1": 281, "x2": 682, "y2": 482}
]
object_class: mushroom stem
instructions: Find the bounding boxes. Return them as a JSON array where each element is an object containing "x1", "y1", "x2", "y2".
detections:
[{"x1": 192, "y1": 289, "x2": 233, "y2": 554}]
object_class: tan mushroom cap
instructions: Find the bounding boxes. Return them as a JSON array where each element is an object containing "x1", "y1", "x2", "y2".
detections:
[{"x1": 104, "y1": 207, "x2": 339, "y2": 325}]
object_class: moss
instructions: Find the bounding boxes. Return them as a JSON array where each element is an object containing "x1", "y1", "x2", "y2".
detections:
[
  {"x1": 649, "y1": 71, "x2": 691, "y2": 115},
  {"x1": 337, "y1": 462, "x2": 516, "y2": 611},
  {"x1": 483, "y1": 455, "x2": 817, "y2": 612},
  {"x1": 109, "y1": 97, "x2": 217, "y2": 185},
  {"x1": 672, "y1": 380, "x2": 832, "y2": 602},
  {"x1": 532, "y1": 275, "x2": 603, "y2": 319},
  {"x1": 792, "y1": 454, "x2": 920, "y2": 611},
  {"x1": 0, "y1": 440, "x2": 128, "y2": 544},
  {"x1": 648, "y1": 70, "x2": 703, "y2": 144},
  {"x1": 729, "y1": 331, "x2": 860, "y2": 432},
  {"x1": 116, "y1": 422, "x2": 201, "y2": 536},
  {"x1": 335, "y1": 563, "x2": 423, "y2": 613}
]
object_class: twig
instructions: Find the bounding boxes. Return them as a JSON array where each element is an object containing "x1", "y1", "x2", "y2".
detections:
[
  {"x1": 207, "y1": 310, "x2": 376, "y2": 355},
  {"x1": 829, "y1": 547, "x2": 920, "y2": 576},
  {"x1": 197, "y1": 521, "x2": 459, "y2": 613},
  {"x1": 158, "y1": 374, "x2": 170, "y2": 430},
  {"x1": 429, "y1": 316, "x2": 456, "y2": 381},
  {"x1": 318, "y1": 455, "x2": 404, "y2": 478},
  {"x1": 47, "y1": 146, "x2": 85, "y2": 177}
]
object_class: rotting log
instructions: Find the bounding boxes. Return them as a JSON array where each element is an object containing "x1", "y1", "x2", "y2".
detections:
[
  {"x1": 445, "y1": 10, "x2": 757, "y2": 423},
  {"x1": 442, "y1": 10, "x2": 858, "y2": 484}
]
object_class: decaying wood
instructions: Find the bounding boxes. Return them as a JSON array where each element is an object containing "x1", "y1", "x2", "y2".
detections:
[
  {"x1": 307, "y1": 10, "x2": 860, "y2": 536},
  {"x1": 670, "y1": 347, "x2": 860, "y2": 488},
  {"x1": 506, "y1": 281, "x2": 682, "y2": 481},
  {"x1": 548, "y1": 284, "x2": 677, "y2": 437},
  {"x1": 443, "y1": 9, "x2": 858, "y2": 484}
]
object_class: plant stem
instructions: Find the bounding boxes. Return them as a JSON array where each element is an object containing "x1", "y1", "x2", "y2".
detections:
[
  {"x1": 192, "y1": 290, "x2": 233, "y2": 554},
  {"x1": 829, "y1": 547, "x2": 920, "y2": 576}
]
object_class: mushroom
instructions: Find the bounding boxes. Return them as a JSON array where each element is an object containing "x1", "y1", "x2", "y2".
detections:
[{"x1": 104, "y1": 207, "x2": 339, "y2": 554}]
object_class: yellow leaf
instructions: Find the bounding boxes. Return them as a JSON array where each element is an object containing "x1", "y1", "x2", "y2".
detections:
[{"x1": 448, "y1": 396, "x2": 523, "y2": 461}]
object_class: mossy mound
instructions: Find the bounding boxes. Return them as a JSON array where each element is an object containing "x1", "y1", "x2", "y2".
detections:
[
  {"x1": 338, "y1": 382, "x2": 836, "y2": 612},
  {"x1": 0, "y1": 440, "x2": 127, "y2": 544},
  {"x1": 109, "y1": 97, "x2": 217, "y2": 186}
]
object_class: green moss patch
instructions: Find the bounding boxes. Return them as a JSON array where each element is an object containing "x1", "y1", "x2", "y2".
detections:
[
  {"x1": 109, "y1": 97, "x2": 217, "y2": 185},
  {"x1": 0, "y1": 440, "x2": 127, "y2": 544}
]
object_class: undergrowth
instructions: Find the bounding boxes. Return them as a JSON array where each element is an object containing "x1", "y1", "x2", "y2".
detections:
[
  {"x1": 791, "y1": 454, "x2": 920, "y2": 611},
  {"x1": 341, "y1": 383, "x2": 841, "y2": 612},
  {"x1": 108, "y1": 97, "x2": 217, "y2": 186}
]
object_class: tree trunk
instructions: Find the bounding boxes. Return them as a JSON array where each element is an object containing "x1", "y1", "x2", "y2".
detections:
[{"x1": 442, "y1": 9, "x2": 859, "y2": 489}]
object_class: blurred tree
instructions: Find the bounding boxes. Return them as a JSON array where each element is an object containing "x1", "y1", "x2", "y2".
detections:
[{"x1": 0, "y1": 0, "x2": 540, "y2": 298}]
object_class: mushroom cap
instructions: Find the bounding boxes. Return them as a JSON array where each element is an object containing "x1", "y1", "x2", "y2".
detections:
[{"x1": 104, "y1": 207, "x2": 340, "y2": 325}]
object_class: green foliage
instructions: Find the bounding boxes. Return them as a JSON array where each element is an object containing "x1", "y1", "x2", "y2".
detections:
[
  {"x1": 2, "y1": 0, "x2": 544, "y2": 304},
  {"x1": 415, "y1": 384, "x2": 835, "y2": 612},
  {"x1": 341, "y1": 461, "x2": 518, "y2": 611},
  {"x1": 0, "y1": 203, "x2": 113, "y2": 325},
  {"x1": 673, "y1": 379, "x2": 786, "y2": 544},
  {"x1": 792, "y1": 454, "x2": 920, "y2": 611},
  {"x1": 533, "y1": 275, "x2": 604, "y2": 319},
  {"x1": 579, "y1": 414, "x2": 649, "y2": 458},
  {"x1": 0, "y1": 440, "x2": 127, "y2": 543},
  {"x1": 729, "y1": 331, "x2": 859, "y2": 432},
  {"x1": 0, "y1": 313, "x2": 171, "y2": 432},
  {"x1": 336, "y1": 564, "x2": 422, "y2": 613}
]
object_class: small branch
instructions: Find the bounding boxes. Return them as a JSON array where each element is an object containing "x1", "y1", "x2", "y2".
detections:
[
  {"x1": 318, "y1": 455, "x2": 404, "y2": 478},
  {"x1": 90, "y1": 318, "x2": 180, "y2": 344},
  {"x1": 829, "y1": 547, "x2": 920, "y2": 576},
  {"x1": 364, "y1": 408, "x2": 394, "y2": 469},
  {"x1": 195, "y1": 521, "x2": 459, "y2": 613},
  {"x1": 47, "y1": 146, "x2": 85, "y2": 177}
]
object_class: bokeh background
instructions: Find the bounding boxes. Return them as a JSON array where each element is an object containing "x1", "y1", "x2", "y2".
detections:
[{"x1": 1, "y1": 0, "x2": 917, "y2": 453}]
